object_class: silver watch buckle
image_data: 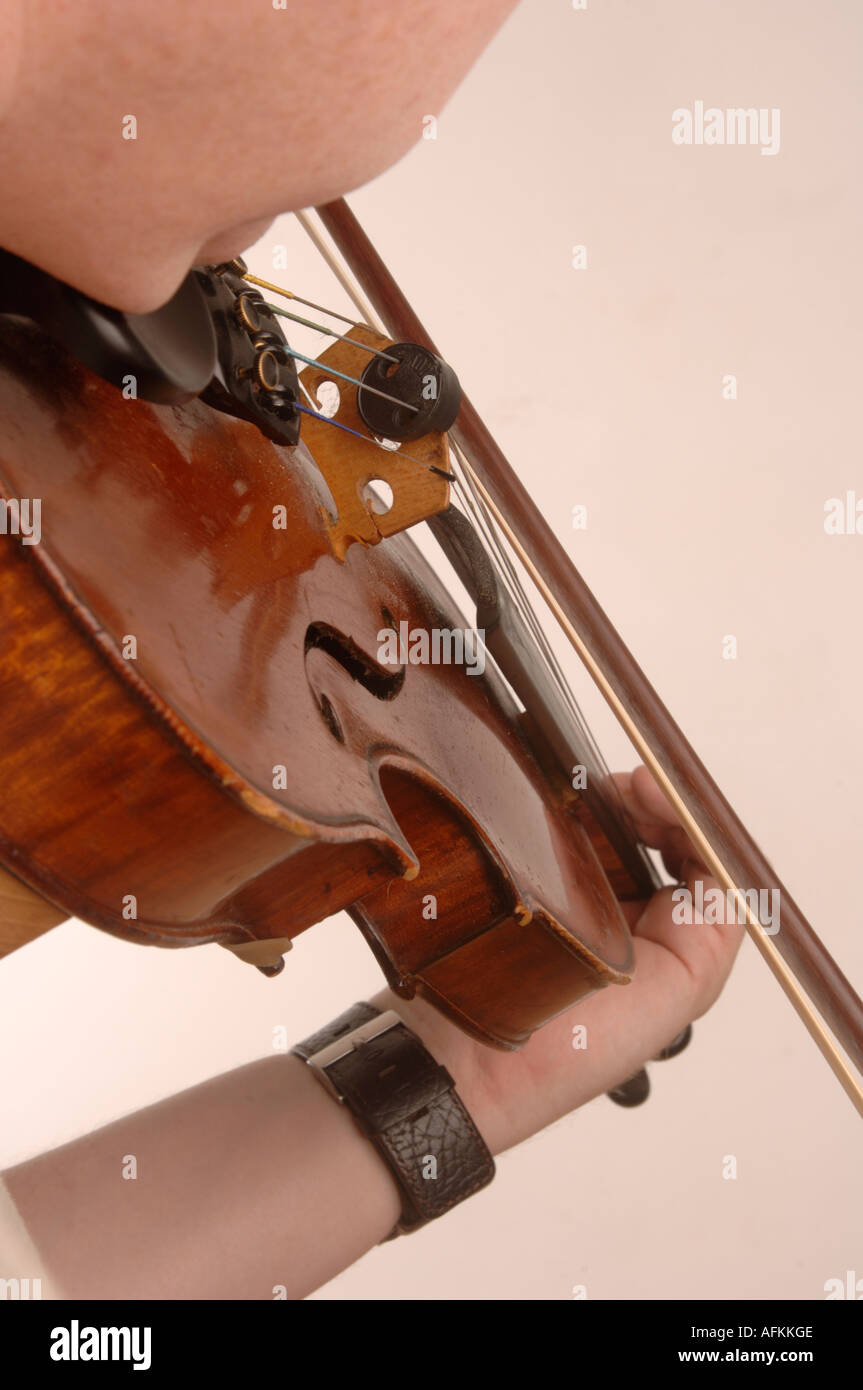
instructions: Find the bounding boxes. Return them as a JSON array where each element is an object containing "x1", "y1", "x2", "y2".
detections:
[{"x1": 304, "y1": 1010, "x2": 403, "y2": 1101}]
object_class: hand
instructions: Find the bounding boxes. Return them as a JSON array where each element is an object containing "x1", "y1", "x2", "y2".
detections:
[
  {"x1": 372, "y1": 766, "x2": 745, "y2": 1155},
  {"x1": 2, "y1": 767, "x2": 744, "y2": 1299}
]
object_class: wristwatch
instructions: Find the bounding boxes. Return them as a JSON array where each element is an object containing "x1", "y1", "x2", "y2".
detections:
[{"x1": 292, "y1": 1002, "x2": 495, "y2": 1238}]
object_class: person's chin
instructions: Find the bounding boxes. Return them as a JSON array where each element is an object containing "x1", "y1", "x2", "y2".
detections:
[{"x1": 195, "y1": 217, "x2": 277, "y2": 266}]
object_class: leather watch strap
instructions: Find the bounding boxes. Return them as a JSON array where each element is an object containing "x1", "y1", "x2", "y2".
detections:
[{"x1": 292, "y1": 1002, "x2": 495, "y2": 1237}]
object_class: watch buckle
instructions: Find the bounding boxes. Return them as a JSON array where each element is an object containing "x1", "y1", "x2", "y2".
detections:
[{"x1": 305, "y1": 1009, "x2": 403, "y2": 1081}]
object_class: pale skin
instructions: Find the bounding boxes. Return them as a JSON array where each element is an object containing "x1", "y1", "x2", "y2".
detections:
[
  {"x1": 0, "y1": 0, "x2": 520, "y2": 312},
  {"x1": 0, "y1": 1, "x2": 743, "y2": 1297},
  {"x1": 5, "y1": 771, "x2": 743, "y2": 1299}
]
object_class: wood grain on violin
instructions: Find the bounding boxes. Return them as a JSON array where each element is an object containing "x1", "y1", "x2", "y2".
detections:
[
  {"x1": 0, "y1": 318, "x2": 645, "y2": 1049},
  {"x1": 0, "y1": 865, "x2": 65, "y2": 958}
]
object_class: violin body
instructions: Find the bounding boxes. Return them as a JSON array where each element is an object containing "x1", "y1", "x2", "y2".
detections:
[
  {"x1": 0, "y1": 317, "x2": 644, "y2": 1048},
  {"x1": 2, "y1": 206, "x2": 858, "y2": 1104}
]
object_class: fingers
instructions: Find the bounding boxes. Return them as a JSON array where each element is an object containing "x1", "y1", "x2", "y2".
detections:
[
  {"x1": 631, "y1": 869, "x2": 745, "y2": 1019},
  {"x1": 609, "y1": 766, "x2": 708, "y2": 881},
  {"x1": 629, "y1": 763, "x2": 678, "y2": 824},
  {"x1": 604, "y1": 767, "x2": 743, "y2": 1011}
]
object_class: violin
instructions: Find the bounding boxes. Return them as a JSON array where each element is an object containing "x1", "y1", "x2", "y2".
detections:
[{"x1": 0, "y1": 198, "x2": 861, "y2": 1117}]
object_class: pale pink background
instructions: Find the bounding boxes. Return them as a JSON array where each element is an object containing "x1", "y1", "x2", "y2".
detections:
[{"x1": 1, "y1": 0, "x2": 861, "y2": 1299}]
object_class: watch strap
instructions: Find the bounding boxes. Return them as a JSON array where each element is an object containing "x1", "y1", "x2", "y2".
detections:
[{"x1": 292, "y1": 1002, "x2": 495, "y2": 1237}]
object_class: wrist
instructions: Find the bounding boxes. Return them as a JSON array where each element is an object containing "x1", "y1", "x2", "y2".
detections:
[
  {"x1": 367, "y1": 986, "x2": 510, "y2": 1156},
  {"x1": 295, "y1": 997, "x2": 496, "y2": 1237}
]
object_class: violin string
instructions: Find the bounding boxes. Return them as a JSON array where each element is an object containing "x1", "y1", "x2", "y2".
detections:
[
  {"x1": 449, "y1": 488, "x2": 650, "y2": 866},
  {"x1": 291, "y1": 207, "x2": 620, "y2": 788},
  {"x1": 451, "y1": 445, "x2": 575, "y2": 702},
  {"x1": 463, "y1": 477, "x2": 603, "y2": 753},
  {"x1": 286, "y1": 216, "x2": 586, "y2": 709},
  {"x1": 242, "y1": 270, "x2": 370, "y2": 330},
  {"x1": 462, "y1": 469, "x2": 557, "y2": 666},
  {"x1": 449, "y1": 443, "x2": 616, "y2": 793},
  {"x1": 294, "y1": 211, "x2": 382, "y2": 329},
  {"x1": 293, "y1": 397, "x2": 454, "y2": 479},
  {"x1": 280, "y1": 345, "x2": 419, "y2": 414},
  {"x1": 263, "y1": 300, "x2": 399, "y2": 363},
  {"x1": 291, "y1": 209, "x2": 630, "y2": 820},
  {"x1": 452, "y1": 442, "x2": 644, "y2": 838},
  {"x1": 251, "y1": 249, "x2": 453, "y2": 472}
]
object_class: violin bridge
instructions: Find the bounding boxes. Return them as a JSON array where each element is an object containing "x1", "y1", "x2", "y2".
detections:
[{"x1": 297, "y1": 324, "x2": 450, "y2": 561}]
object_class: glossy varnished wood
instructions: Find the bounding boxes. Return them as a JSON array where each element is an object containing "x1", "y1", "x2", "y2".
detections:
[
  {"x1": 0, "y1": 865, "x2": 66, "y2": 957},
  {"x1": 0, "y1": 319, "x2": 646, "y2": 1047}
]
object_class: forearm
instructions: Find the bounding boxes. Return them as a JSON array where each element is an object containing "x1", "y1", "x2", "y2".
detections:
[
  {"x1": 3, "y1": 856, "x2": 738, "y2": 1301},
  {"x1": 3, "y1": 988, "x2": 496, "y2": 1301}
]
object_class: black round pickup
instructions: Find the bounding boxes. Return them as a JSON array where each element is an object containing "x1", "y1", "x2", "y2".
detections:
[{"x1": 356, "y1": 340, "x2": 461, "y2": 442}]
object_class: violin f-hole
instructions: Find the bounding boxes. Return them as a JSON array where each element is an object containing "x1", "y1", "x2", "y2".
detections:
[{"x1": 304, "y1": 621, "x2": 406, "y2": 702}]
